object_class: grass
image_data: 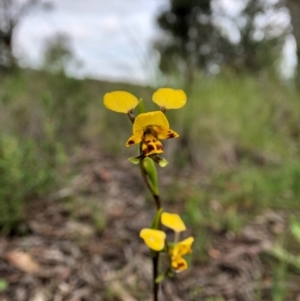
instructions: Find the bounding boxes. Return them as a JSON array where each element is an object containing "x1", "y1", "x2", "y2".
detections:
[
  {"x1": 175, "y1": 75, "x2": 300, "y2": 164},
  {"x1": 163, "y1": 74, "x2": 300, "y2": 220},
  {"x1": 1, "y1": 68, "x2": 300, "y2": 298},
  {"x1": 2, "y1": 69, "x2": 300, "y2": 228}
]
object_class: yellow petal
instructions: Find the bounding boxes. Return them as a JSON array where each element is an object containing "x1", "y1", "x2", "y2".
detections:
[
  {"x1": 126, "y1": 133, "x2": 142, "y2": 146},
  {"x1": 171, "y1": 256, "x2": 188, "y2": 272},
  {"x1": 153, "y1": 127, "x2": 179, "y2": 140},
  {"x1": 161, "y1": 212, "x2": 186, "y2": 232},
  {"x1": 141, "y1": 133, "x2": 164, "y2": 156},
  {"x1": 152, "y1": 88, "x2": 187, "y2": 110},
  {"x1": 104, "y1": 91, "x2": 139, "y2": 113},
  {"x1": 140, "y1": 229, "x2": 166, "y2": 251},
  {"x1": 133, "y1": 111, "x2": 169, "y2": 136},
  {"x1": 142, "y1": 141, "x2": 164, "y2": 156},
  {"x1": 174, "y1": 237, "x2": 194, "y2": 257}
]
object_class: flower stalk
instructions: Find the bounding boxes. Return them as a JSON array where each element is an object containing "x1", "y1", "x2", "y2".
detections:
[
  {"x1": 103, "y1": 88, "x2": 193, "y2": 301},
  {"x1": 139, "y1": 159, "x2": 161, "y2": 300}
]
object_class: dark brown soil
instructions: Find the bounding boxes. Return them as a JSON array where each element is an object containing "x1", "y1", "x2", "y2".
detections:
[{"x1": 0, "y1": 148, "x2": 299, "y2": 301}]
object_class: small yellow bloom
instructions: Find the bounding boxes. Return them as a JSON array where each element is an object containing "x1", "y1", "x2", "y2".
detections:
[
  {"x1": 140, "y1": 228, "x2": 166, "y2": 251},
  {"x1": 161, "y1": 212, "x2": 186, "y2": 232},
  {"x1": 103, "y1": 91, "x2": 138, "y2": 113},
  {"x1": 169, "y1": 236, "x2": 194, "y2": 272},
  {"x1": 152, "y1": 88, "x2": 187, "y2": 110},
  {"x1": 126, "y1": 111, "x2": 179, "y2": 156},
  {"x1": 171, "y1": 237, "x2": 194, "y2": 258},
  {"x1": 171, "y1": 256, "x2": 188, "y2": 272}
]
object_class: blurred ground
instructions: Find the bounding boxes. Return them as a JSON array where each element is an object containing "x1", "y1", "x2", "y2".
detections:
[{"x1": 0, "y1": 146, "x2": 299, "y2": 301}]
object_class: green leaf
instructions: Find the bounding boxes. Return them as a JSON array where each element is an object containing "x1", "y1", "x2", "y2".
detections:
[
  {"x1": 167, "y1": 269, "x2": 175, "y2": 278},
  {"x1": 158, "y1": 157, "x2": 169, "y2": 168},
  {"x1": 137, "y1": 99, "x2": 145, "y2": 115},
  {"x1": 151, "y1": 208, "x2": 163, "y2": 230},
  {"x1": 270, "y1": 245, "x2": 300, "y2": 269},
  {"x1": 155, "y1": 273, "x2": 166, "y2": 283},
  {"x1": 150, "y1": 155, "x2": 169, "y2": 168},
  {"x1": 128, "y1": 156, "x2": 141, "y2": 165},
  {"x1": 143, "y1": 157, "x2": 159, "y2": 195},
  {"x1": 0, "y1": 279, "x2": 7, "y2": 292},
  {"x1": 290, "y1": 221, "x2": 300, "y2": 242}
]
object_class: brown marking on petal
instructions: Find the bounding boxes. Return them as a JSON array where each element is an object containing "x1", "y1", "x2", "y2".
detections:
[
  {"x1": 127, "y1": 139, "x2": 135, "y2": 145},
  {"x1": 147, "y1": 144, "x2": 155, "y2": 152},
  {"x1": 142, "y1": 136, "x2": 164, "y2": 156},
  {"x1": 167, "y1": 132, "x2": 176, "y2": 139},
  {"x1": 144, "y1": 133, "x2": 157, "y2": 143},
  {"x1": 167, "y1": 130, "x2": 179, "y2": 139},
  {"x1": 142, "y1": 142, "x2": 154, "y2": 156},
  {"x1": 173, "y1": 261, "x2": 186, "y2": 271}
]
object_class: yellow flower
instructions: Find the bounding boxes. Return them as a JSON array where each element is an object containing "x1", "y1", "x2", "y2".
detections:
[
  {"x1": 152, "y1": 88, "x2": 187, "y2": 110},
  {"x1": 169, "y1": 237, "x2": 194, "y2": 272},
  {"x1": 171, "y1": 237, "x2": 194, "y2": 258},
  {"x1": 140, "y1": 228, "x2": 166, "y2": 251},
  {"x1": 126, "y1": 111, "x2": 179, "y2": 156},
  {"x1": 171, "y1": 256, "x2": 188, "y2": 272},
  {"x1": 103, "y1": 91, "x2": 138, "y2": 113},
  {"x1": 161, "y1": 212, "x2": 186, "y2": 232}
]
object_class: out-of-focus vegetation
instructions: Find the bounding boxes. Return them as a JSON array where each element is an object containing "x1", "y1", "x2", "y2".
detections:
[
  {"x1": 161, "y1": 74, "x2": 300, "y2": 259},
  {"x1": 1, "y1": 70, "x2": 300, "y2": 233},
  {"x1": 162, "y1": 74, "x2": 300, "y2": 235},
  {"x1": 0, "y1": 131, "x2": 64, "y2": 232},
  {"x1": 0, "y1": 68, "x2": 151, "y2": 232}
]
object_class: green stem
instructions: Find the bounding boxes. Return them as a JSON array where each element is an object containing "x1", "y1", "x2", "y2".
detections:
[
  {"x1": 153, "y1": 253, "x2": 160, "y2": 301},
  {"x1": 139, "y1": 160, "x2": 161, "y2": 301},
  {"x1": 139, "y1": 160, "x2": 161, "y2": 210},
  {"x1": 127, "y1": 107, "x2": 161, "y2": 300},
  {"x1": 127, "y1": 109, "x2": 135, "y2": 123}
]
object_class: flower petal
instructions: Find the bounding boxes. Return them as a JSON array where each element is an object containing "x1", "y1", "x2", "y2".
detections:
[
  {"x1": 140, "y1": 228, "x2": 166, "y2": 251},
  {"x1": 174, "y1": 237, "x2": 194, "y2": 257},
  {"x1": 154, "y1": 127, "x2": 179, "y2": 140},
  {"x1": 133, "y1": 111, "x2": 169, "y2": 136},
  {"x1": 150, "y1": 155, "x2": 169, "y2": 167},
  {"x1": 128, "y1": 156, "x2": 142, "y2": 164},
  {"x1": 126, "y1": 133, "x2": 142, "y2": 146},
  {"x1": 152, "y1": 88, "x2": 187, "y2": 110},
  {"x1": 104, "y1": 91, "x2": 139, "y2": 113},
  {"x1": 142, "y1": 139, "x2": 164, "y2": 156},
  {"x1": 161, "y1": 212, "x2": 186, "y2": 232},
  {"x1": 171, "y1": 256, "x2": 188, "y2": 272}
]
